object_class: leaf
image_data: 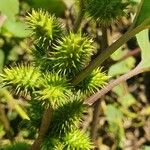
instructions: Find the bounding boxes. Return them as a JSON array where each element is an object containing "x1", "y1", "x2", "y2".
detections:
[
  {"x1": 112, "y1": 84, "x2": 126, "y2": 97},
  {"x1": 108, "y1": 57, "x2": 136, "y2": 77},
  {"x1": 8, "y1": 46, "x2": 20, "y2": 61},
  {"x1": 136, "y1": 29, "x2": 150, "y2": 68},
  {"x1": 131, "y1": 0, "x2": 141, "y2": 3},
  {"x1": 26, "y1": 0, "x2": 66, "y2": 17},
  {"x1": 111, "y1": 47, "x2": 128, "y2": 61},
  {"x1": 120, "y1": 94, "x2": 136, "y2": 107},
  {"x1": 0, "y1": 14, "x2": 7, "y2": 28},
  {"x1": 0, "y1": 123, "x2": 5, "y2": 139},
  {"x1": 0, "y1": 49, "x2": 4, "y2": 72},
  {"x1": 4, "y1": 142, "x2": 30, "y2": 150},
  {"x1": 113, "y1": 84, "x2": 136, "y2": 107},
  {"x1": 109, "y1": 47, "x2": 136, "y2": 77},
  {"x1": 105, "y1": 105, "x2": 125, "y2": 147},
  {"x1": 4, "y1": 20, "x2": 31, "y2": 38},
  {"x1": 106, "y1": 105, "x2": 123, "y2": 122},
  {"x1": 0, "y1": 0, "x2": 30, "y2": 37},
  {"x1": 144, "y1": 146, "x2": 150, "y2": 150},
  {"x1": 135, "y1": 0, "x2": 150, "y2": 27},
  {"x1": 0, "y1": 0, "x2": 19, "y2": 20}
]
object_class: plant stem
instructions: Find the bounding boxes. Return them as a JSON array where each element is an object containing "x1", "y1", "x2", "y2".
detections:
[
  {"x1": 1, "y1": 89, "x2": 29, "y2": 120},
  {"x1": 73, "y1": 0, "x2": 85, "y2": 33},
  {"x1": 0, "y1": 104, "x2": 14, "y2": 141},
  {"x1": 72, "y1": 20, "x2": 150, "y2": 86},
  {"x1": 90, "y1": 26, "x2": 108, "y2": 145},
  {"x1": 129, "y1": 0, "x2": 144, "y2": 30},
  {"x1": 29, "y1": 106, "x2": 53, "y2": 150},
  {"x1": 101, "y1": 26, "x2": 108, "y2": 51},
  {"x1": 90, "y1": 100, "x2": 101, "y2": 145},
  {"x1": 85, "y1": 65, "x2": 144, "y2": 105}
]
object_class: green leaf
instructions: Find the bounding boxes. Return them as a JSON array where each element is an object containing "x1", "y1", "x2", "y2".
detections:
[
  {"x1": 8, "y1": 46, "x2": 21, "y2": 61},
  {"x1": 121, "y1": 94, "x2": 136, "y2": 107},
  {"x1": 0, "y1": 123, "x2": 5, "y2": 139},
  {"x1": 144, "y1": 146, "x2": 150, "y2": 150},
  {"x1": 0, "y1": 0, "x2": 19, "y2": 20},
  {"x1": 4, "y1": 20, "x2": 31, "y2": 38},
  {"x1": 26, "y1": 0, "x2": 66, "y2": 17},
  {"x1": 136, "y1": 29, "x2": 150, "y2": 68},
  {"x1": 108, "y1": 57, "x2": 136, "y2": 77},
  {"x1": 0, "y1": 0, "x2": 30, "y2": 37},
  {"x1": 111, "y1": 47, "x2": 128, "y2": 61},
  {"x1": 4, "y1": 142, "x2": 30, "y2": 150},
  {"x1": 0, "y1": 14, "x2": 7, "y2": 29},
  {"x1": 135, "y1": 0, "x2": 150, "y2": 27},
  {"x1": 112, "y1": 84, "x2": 136, "y2": 107},
  {"x1": 131, "y1": 0, "x2": 141, "y2": 3},
  {"x1": 105, "y1": 105, "x2": 125, "y2": 147},
  {"x1": 0, "y1": 49, "x2": 4, "y2": 72},
  {"x1": 106, "y1": 105, "x2": 123, "y2": 122}
]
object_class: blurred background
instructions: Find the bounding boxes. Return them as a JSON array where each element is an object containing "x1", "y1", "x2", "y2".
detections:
[{"x1": 0, "y1": 0, "x2": 150, "y2": 150}]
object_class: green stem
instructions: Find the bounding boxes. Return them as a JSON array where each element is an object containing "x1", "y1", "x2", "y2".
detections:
[
  {"x1": 1, "y1": 89, "x2": 29, "y2": 120},
  {"x1": 0, "y1": 104, "x2": 14, "y2": 141},
  {"x1": 129, "y1": 0, "x2": 144, "y2": 30},
  {"x1": 73, "y1": 0, "x2": 85, "y2": 33},
  {"x1": 29, "y1": 106, "x2": 53, "y2": 150},
  {"x1": 72, "y1": 20, "x2": 150, "y2": 85},
  {"x1": 101, "y1": 26, "x2": 108, "y2": 51},
  {"x1": 90, "y1": 26, "x2": 108, "y2": 145}
]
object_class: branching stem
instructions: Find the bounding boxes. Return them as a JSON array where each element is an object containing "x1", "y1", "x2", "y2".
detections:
[
  {"x1": 85, "y1": 65, "x2": 144, "y2": 105},
  {"x1": 29, "y1": 106, "x2": 53, "y2": 150},
  {"x1": 72, "y1": 19, "x2": 150, "y2": 86},
  {"x1": 90, "y1": 26, "x2": 108, "y2": 145}
]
